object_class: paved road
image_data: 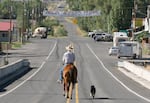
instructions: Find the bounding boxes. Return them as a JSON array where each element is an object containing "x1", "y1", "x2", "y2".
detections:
[{"x1": 0, "y1": 18, "x2": 150, "y2": 103}]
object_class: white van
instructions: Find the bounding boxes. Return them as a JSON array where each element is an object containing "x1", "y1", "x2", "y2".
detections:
[{"x1": 113, "y1": 32, "x2": 129, "y2": 47}]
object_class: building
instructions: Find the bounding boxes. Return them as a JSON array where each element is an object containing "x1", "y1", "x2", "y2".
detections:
[{"x1": 0, "y1": 21, "x2": 14, "y2": 42}]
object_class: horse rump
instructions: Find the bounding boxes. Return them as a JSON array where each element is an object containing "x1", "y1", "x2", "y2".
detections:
[{"x1": 69, "y1": 65, "x2": 77, "y2": 84}]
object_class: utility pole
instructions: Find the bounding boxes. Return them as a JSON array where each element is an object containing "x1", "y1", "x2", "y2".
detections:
[
  {"x1": 132, "y1": 0, "x2": 137, "y2": 40},
  {"x1": 22, "y1": 0, "x2": 25, "y2": 44},
  {"x1": 26, "y1": 0, "x2": 29, "y2": 34},
  {"x1": 147, "y1": 5, "x2": 150, "y2": 33},
  {"x1": 9, "y1": 0, "x2": 12, "y2": 44}
]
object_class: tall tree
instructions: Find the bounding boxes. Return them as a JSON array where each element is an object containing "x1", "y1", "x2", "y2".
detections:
[{"x1": 109, "y1": 0, "x2": 133, "y2": 31}]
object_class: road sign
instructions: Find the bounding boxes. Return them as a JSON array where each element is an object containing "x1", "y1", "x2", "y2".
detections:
[
  {"x1": 43, "y1": 10, "x2": 101, "y2": 17},
  {"x1": 72, "y1": 18, "x2": 77, "y2": 24}
]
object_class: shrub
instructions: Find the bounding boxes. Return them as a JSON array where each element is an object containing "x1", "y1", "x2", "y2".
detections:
[{"x1": 55, "y1": 25, "x2": 68, "y2": 37}]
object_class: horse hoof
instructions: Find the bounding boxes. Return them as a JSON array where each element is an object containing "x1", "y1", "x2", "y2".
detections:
[{"x1": 65, "y1": 95, "x2": 69, "y2": 98}]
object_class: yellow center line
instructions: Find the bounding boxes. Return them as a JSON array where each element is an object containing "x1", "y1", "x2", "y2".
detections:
[
  {"x1": 74, "y1": 60, "x2": 79, "y2": 103},
  {"x1": 73, "y1": 43, "x2": 79, "y2": 103},
  {"x1": 75, "y1": 83, "x2": 79, "y2": 103},
  {"x1": 66, "y1": 97, "x2": 70, "y2": 103},
  {"x1": 66, "y1": 83, "x2": 72, "y2": 103}
]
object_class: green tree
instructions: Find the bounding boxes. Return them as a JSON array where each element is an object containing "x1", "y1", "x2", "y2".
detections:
[{"x1": 66, "y1": 0, "x2": 149, "y2": 33}]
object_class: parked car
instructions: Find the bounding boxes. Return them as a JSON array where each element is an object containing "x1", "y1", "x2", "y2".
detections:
[
  {"x1": 88, "y1": 30, "x2": 103, "y2": 38},
  {"x1": 108, "y1": 46, "x2": 119, "y2": 56},
  {"x1": 93, "y1": 33, "x2": 113, "y2": 41},
  {"x1": 93, "y1": 33, "x2": 103, "y2": 41},
  {"x1": 100, "y1": 33, "x2": 113, "y2": 41},
  {"x1": 88, "y1": 31, "x2": 95, "y2": 37}
]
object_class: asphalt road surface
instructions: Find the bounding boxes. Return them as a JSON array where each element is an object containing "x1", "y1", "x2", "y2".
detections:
[{"x1": 0, "y1": 18, "x2": 150, "y2": 103}]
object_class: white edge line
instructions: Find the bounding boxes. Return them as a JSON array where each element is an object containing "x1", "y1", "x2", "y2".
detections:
[
  {"x1": 0, "y1": 41, "x2": 57, "y2": 98},
  {"x1": 46, "y1": 41, "x2": 57, "y2": 60},
  {"x1": 86, "y1": 43, "x2": 150, "y2": 103}
]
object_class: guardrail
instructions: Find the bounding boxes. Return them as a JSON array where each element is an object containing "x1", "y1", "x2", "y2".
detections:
[
  {"x1": 0, "y1": 59, "x2": 30, "y2": 88},
  {"x1": 118, "y1": 60, "x2": 150, "y2": 82}
]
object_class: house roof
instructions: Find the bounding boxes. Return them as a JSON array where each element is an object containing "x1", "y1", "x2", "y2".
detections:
[{"x1": 0, "y1": 21, "x2": 14, "y2": 31}]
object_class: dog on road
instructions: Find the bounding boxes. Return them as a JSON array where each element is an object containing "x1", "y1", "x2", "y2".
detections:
[{"x1": 90, "y1": 85, "x2": 96, "y2": 99}]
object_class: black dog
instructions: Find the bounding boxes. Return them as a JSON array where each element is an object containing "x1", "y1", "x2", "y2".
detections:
[{"x1": 90, "y1": 85, "x2": 96, "y2": 99}]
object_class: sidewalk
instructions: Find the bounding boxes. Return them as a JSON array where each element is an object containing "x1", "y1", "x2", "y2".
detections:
[
  {"x1": 119, "y1": 67, "x2": 150, "y2": 90},
  {"x1": 0, "y1": 42, "x2": 37, "y2": 67},
  {"x1": 118, "y1": 55, "x2": 150, "y2": 90}
]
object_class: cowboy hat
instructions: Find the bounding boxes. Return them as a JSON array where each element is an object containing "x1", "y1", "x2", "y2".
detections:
[{"x1": 65, "y1": 44, "x2": 74, "y2": 51}]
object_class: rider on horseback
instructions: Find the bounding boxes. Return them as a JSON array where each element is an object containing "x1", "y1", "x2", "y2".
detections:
[{"x1": 57, "y1": 44, "x2": 75, "y2": 84}]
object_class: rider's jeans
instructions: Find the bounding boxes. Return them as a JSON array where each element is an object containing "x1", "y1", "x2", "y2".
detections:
[{"x1": 59, "y1": 64, "x2": 67, "y2": 81}]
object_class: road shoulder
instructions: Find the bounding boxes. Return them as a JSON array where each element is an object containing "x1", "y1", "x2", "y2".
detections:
[{"x1": 118, "y1": 67, "x2": 150, "y2": 90}]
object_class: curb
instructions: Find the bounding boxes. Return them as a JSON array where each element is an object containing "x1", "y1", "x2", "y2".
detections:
[{"x1": 118, "y1": 61, "x2": 150, "y2": 89}]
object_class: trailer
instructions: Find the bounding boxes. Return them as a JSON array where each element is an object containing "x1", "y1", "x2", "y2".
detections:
[
  {"x1": 118, "y1": 41, "x2": 142, "y2": 59},
  {"x1": 113, "y1": 32, "x2": 129, "y2": 47}
]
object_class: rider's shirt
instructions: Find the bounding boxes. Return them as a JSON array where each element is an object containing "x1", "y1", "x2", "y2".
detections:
[{"x1": 62, "y1": 51, "x2": 75, "y2": 64}]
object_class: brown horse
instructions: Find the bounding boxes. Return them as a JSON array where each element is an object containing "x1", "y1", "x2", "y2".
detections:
[{"x1": 63, "y1": 64, "x2": 77, "y2": 99}]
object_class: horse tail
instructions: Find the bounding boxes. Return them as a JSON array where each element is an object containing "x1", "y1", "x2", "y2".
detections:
[{"x1": 70, "y1": 65, "x2": 77, "y2": 84}]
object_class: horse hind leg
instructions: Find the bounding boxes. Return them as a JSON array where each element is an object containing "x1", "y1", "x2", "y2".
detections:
[
  {"x1": 64, "y1": 91, "x2": 69, "y2": 98},
  {"x1": 63, "y1": 83, "x2": 68, "y2": 98},
  {"x1": 64, "y1": 89, "x2": 69, "y2": 98},
  {"x1": 65, "y1": 92, "x2": 69, "y2": 98},
  {"x1": 66, "y1": 84, "x2": 70, "y2": 98},
  {"x1": 63, "y1": 83, "x2": 65, "y2": 96},
  {"x1": 63, "y1": 83, "x2": 69, "y2": 98},
  {"x1": 69, "y1": 83, "x2": 73, "y2": 99}
]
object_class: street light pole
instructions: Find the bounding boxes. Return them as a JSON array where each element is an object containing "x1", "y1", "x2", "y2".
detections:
[
  {"x1": 9, "y1": 0, "x2": 12, "y2": 44},
  {"x1": 21, "y1": 0, "x2": 25, "y2": 44},
  {"x1": 5, "y1": 0, "x2": 13, "y2": 64}
]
